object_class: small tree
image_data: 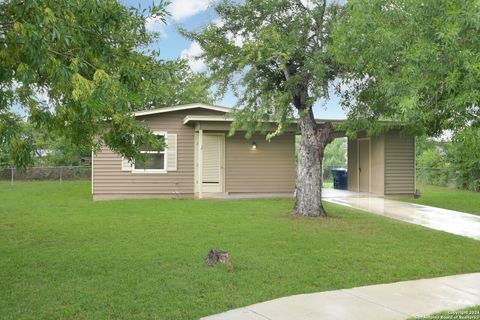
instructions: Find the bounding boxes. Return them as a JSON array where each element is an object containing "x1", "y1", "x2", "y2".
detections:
[{"x1": 183, "y1": 0, "x2": 344, "y2": 217}]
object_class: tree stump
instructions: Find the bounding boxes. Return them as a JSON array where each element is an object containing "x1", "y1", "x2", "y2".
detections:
[{"x1": 205, "y1": 249, "x2": 233, "y2": 269}]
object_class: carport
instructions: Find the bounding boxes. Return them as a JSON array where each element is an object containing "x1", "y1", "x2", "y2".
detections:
[{"x1": 326, "y1": 124, "x2": 416, "y2": 198}]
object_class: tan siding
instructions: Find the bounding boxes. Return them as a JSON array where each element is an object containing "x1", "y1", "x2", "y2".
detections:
[
  {"x1": 225, "y1": 133, "x2": 296, "y2": 193},
  {"x1": 384, "y1": 131, "x2": 415, "y2": 195},
  {"x1": 93, "y1": 109, "x2": 225, "y2": 197},
  {"x1": 371, "y1": 135, "x2": 385, "y2": 195}
]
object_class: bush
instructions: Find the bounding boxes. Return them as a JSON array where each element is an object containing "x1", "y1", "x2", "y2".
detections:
[
  {"x1": 449, "y1": 128, "x2": 480, "y2": 191},
  {"x1": 416, "y1": 149, "x2": 451, "y2": 186}
]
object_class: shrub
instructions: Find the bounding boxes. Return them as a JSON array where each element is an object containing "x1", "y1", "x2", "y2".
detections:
[
  {"x1": 416, "y1": 149, "x2": 451, "y2": 186},
  {"x1": 449, "y1": 128, "x2": 480, "y2": 191}
]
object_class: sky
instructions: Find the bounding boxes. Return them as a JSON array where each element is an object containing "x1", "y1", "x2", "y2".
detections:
[{"x1": 120, "y1": 0, "x2": 347, "y2": 119}]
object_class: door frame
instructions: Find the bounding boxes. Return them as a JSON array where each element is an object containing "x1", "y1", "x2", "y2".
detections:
[
  {"x1": 195, "y1": 130, "x2": 225, "y2": 197},
  {"x1": 357, "y1": 137, "x2": 371, "y2": 193}
]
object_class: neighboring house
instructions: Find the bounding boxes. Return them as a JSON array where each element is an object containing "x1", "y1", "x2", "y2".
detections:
[{"x1": 92, "y1": 103, "x2": 415, "y2": 200}]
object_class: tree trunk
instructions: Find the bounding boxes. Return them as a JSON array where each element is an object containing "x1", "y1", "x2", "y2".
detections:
[{"x1": 294, "y1": 107, "x2": 333, "y2": 217}]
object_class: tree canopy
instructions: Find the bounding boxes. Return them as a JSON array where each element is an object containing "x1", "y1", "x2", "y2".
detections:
[
  {"x1": 0, "y1": 0, "x2": 213, "y2": 168},
  {"x1": 182, "y1": 0, "x2": 345, "y2": 216},
  {"x1": 182, "y1": 0, "x2": 343, "y2": 137},
  {"x1": 332, "y1": 0, "x2": 480, "y2": 137}
]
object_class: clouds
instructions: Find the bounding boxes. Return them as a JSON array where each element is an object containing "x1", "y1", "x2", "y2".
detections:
[
  {"x1": 145, "y1": 16, "x2": 167, "y2": 35},
  {"x1": 213, "y1": 18, "x2": 245, "y2": 48},
  {"x1": 180, "y1": 41, "x2": 206, "y2": 73},
  {"x1": 179, "y1": 17, "x2": 246, "y2": 73},
  {"x1": 145, "y1": 0, "x2": 211, "y2": 35},
  {"x1": 169, "y1": 0, "x2": 210, "y2": 21},
  {"x1": 300, "y1": 0, "x2": 315, "y2": 9},
  {"x1": 145, "y1": 0, "x2": 212, "y2": 43}
]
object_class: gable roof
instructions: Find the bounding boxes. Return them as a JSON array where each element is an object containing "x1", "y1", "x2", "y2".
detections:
[{"x1": 133, "y1": 103, "x2": 231, "y2": 117}]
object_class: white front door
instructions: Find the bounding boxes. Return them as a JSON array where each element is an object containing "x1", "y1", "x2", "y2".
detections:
[{"x1": 201, "y1": 134, "x2": 224, "y2": 193}]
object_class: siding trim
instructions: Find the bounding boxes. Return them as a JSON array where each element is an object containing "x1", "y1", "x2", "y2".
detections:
[
  {"x1": 198, "y1": 129, "x2": 203, "y2": 198},
  {"x1": 121, "y1": 157, "x2": 133, "y2": 171},
  {"x1": 91, "y1": 149, "x2": 94, "y2": 194}
]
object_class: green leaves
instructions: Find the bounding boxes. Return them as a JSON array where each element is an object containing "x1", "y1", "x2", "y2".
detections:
[
  {"x1": 449, "y1": 127, "x2": 480, "y2": 191},
  {"x1": 71, "y1": 73, "x2": 94, "y2": 101},
  {"x1": 332, "y1": 0, "x2": 480, "y2": 136},
  {"x1": 182, "y1": 0, "x2": 343, "y2": 138},
  {"x1": 0, "y1": 0, "x2": 212, "y2": 169}
]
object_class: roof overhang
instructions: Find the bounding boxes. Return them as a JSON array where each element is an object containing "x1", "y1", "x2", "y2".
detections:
[
  {"x1": 183, "y1": 115, "x2": 349, "y2": 137},
  {"x1": 133, "y1": 103, "x2": 231, "y2": 117},
  {"x1": 183, "y1": 115, "x2": 348, "y2": 126},
  {"x1": 183, "y1": 114, "x2": 234, "y2": 125}
]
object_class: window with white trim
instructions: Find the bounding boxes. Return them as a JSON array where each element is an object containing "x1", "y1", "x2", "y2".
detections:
[{"x1": 133, "y1": 132, "x2": 167, "y2": 172}]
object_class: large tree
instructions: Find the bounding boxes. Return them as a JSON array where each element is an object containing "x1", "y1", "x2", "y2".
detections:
[
  {"x1": 332, "y1": 0, "x2": 480, "y2": 137},
  {"x1": 0, "y1": 0, "x2": 213, "y2": 168},
  {"x1": 183, "y1": 0, "x2": 344, "y2": 217}
]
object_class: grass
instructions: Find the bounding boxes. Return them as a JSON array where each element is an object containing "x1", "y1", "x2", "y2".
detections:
[
  {"x1": 1, "y1": 181, "x2": 480, "y2": 319},
  {"x1": 400, "y1": 184, "x2": 480, "y2": 215},
  {"x1": 408, "y1": 305, "x2": 480, "y2": 319},
  {"x1": 322, "y1": 180, "x2": 334, "y2": 188}
]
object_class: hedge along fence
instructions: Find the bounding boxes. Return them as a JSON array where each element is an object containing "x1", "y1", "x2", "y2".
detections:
[
  {"x1": 323, "y1": 166, "x2": 459, "y2": 189},
  {"x1": 416, "y1": 167, "x2": 457, "y2": 188},
  {"x1": 0, "y1": 166, "x2": 91, "y2": 183}
]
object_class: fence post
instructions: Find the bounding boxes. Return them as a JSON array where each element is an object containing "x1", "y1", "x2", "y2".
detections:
[
  {"x1": 60, "y1": 166, "x2": 63, "y2": 184},
  {"x1": 11, "y1": 168, "x2": 13, "y2": 186}
]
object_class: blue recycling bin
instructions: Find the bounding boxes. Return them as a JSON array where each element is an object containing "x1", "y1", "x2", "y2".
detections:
[{"x1": 332, "y1": 168, "x2": 348, "y2": 190}]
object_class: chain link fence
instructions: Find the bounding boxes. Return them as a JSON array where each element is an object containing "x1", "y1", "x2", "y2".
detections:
[
  {"x1": 0, "y1": 165, "x2": 464, "y2": 189},
  {"x1": 322, "y1": 166, "x2": 459, "y2": 189},
  {"x1": 0, "y1": 166, "x2": 91, "y2": 184},
  {"x1": 416, "y1": 167, "x2": 457, "y2": 187}
]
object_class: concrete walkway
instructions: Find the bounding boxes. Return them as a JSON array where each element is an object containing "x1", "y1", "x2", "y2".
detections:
[
  {"x1": 323, "y1": 189, "x2": 480, "y2": 240},
  {"x1": 201, "y1": 273, "x2": 480, "y2": 320}
]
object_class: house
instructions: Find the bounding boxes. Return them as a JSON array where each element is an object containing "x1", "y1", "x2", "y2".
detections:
[{"x1": 92, "y1": 103, "x2": 415, "y2": 200}]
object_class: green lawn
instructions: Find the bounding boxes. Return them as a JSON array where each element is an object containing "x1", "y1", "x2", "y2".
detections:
[
  {"x1": 400, "y1": 184, "x2": 480, "y2": 215},
  {"x1": 408, "y1": 305, "x2": 480, "y2": 320},
  {"x1": 1, "y1": 181, "x2": 480, "y2": 319}
]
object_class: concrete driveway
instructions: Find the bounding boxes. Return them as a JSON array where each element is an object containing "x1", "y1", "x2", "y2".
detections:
[
  {"x1": 201, "y1": 273, "x2": 480, "y2": 320},
  {"x1": 201, "y1": 189, "x2": 480, "y2": 320},
  {"x1": 322, "y1": 188, "x2": 480, "y2": 240}
]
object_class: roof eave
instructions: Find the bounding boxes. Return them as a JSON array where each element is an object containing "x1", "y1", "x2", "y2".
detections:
[{"x1": 133, "y1": 103, "x2": 231, "y2": 117}]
